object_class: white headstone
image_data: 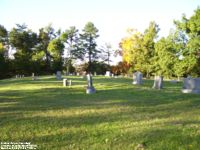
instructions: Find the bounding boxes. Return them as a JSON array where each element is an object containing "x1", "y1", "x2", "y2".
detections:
[
  {"x1": 63, "y1": 79, "x2": 67, "y2": 87},
  {"x1": 68, "y1": 80, "x2": 72, "y2": 86},
  {"x1": 32, "y1": 73, "x2": 36, "y2": 80},
  {"x1": 105, "y1": 71, "x2": 111, "y2": 77}
]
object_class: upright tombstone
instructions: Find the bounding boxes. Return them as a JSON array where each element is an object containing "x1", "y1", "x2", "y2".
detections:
[
  {"x1": 56, "y1": 71, "x2": 62, "y2": 80},
  {"x1": 63, "y1": 79, "x2": 68, "y2": 87},
  {"x1": 32, "y1": 73, "x2": 36, "y2": 80},
  {"x1": 81, "y1": 71, "x2": 87, "y2": 78},
  {"x1": 86, "y1": 74, "x2": 96, "y2": 94},
  {"x1": 68, "y1": 80, "x2": 72, "y2": 86},
  {"x1": 105, "y1": 71, "x2": 111, "y2": 77},
  {"x1": 132, "y1": 71, "x2": 143, "y2": 85},
  {"x1": 182, "y1": 77, "x2": 200, "y2": 94},
  {"x1": 152, "y1": 76, "x2": 163, "y2": 89}
]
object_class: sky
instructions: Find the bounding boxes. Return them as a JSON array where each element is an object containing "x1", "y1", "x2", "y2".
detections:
[{"x1": 0, "y1": 0, "x2": 199, "y2": 63}]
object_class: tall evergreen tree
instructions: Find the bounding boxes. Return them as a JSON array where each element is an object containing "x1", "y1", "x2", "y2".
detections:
[
  {"x1": 61, "y1": 26, "x2": 81, "y2": 74},
  {"x1": 80, "y1": 22, "x2": 100, "y2": 73},
  {"x1": 9, "y1": 24, "x2": 37, "y2": 74},
  {"x1": 0, "y1": 25, "x2": 9, "y2": 79}
]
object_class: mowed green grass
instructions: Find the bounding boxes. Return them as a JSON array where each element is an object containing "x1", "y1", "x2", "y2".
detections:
[{"x1": 0, "y1": 76, "x2": 200, "y2": 150}]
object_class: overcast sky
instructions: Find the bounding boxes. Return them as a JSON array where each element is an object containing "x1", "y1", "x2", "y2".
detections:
[{"x1": 0, "y1": 0, "x2": 199, "y2": 63}]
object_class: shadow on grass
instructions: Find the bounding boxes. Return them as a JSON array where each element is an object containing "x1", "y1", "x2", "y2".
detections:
[{"x1": 1, "y1": 76, "x2": 200, "y2": 149}]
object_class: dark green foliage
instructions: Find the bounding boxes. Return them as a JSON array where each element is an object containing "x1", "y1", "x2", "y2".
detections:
[
  {"x1": 174, "y1": 7, "x2": 200, "y2": 77},
  {"x1": 61, "y1": 26, "x2": 81, "y2": 74},
  {"x1": 48, "y1": 38, "x2": 65, "y2": 71},
  {"x1": 0, "y1": 24, "x2": 8, "y2": 45},
  {"x1": 80, "y1": 22, "x2": 100, "y2": 73},
  {"x1": 75, "y1": 61, "x2": 109, "y2": 75},
  {"x1": 9, "y1": 24, "x2": 38, "y2": 75},
  {"x1": 90, "y1": 61, "x2": 109, "y2": 75},
  {"x1": 1, "y1": 7, "x2": 200, "y2": 79},
  {"x1": 0, "y1": 25, "x2": 9, "y2": 79}
]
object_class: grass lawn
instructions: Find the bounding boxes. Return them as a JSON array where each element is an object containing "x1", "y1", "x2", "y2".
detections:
[{"x1": 0, "y1": 76, "x2": 200, "y2": 150}]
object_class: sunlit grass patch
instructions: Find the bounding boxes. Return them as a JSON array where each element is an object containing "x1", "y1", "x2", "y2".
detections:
[{"x1": 0, "y1": 76, "x2": 200, "y2": 149}]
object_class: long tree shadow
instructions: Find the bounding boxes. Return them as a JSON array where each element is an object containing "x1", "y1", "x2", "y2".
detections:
[{"x1": 1, "y1": 77, "x2": 200, "y2": 149}]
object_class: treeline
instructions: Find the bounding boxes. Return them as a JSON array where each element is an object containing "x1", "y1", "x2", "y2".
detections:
[
  {"x1": 0, "y1": 22, "x2": 114, "y2": 79},
  {"x1": 1, "y1": 8, "x2": 200, "y2": 79},
  {"x1": 120, "y1": 7, "x2": 200, "y2": 78}
]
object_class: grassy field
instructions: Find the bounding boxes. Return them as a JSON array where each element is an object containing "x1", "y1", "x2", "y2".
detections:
[{"x1": 0, "y1": 76, "x2": 200, "y2": 150}]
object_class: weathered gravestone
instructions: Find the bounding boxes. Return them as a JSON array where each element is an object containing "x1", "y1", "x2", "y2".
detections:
[
  {"x1": 132, "y1": 71, "x2": 143, "y2": 85},
  {"x1": 86, "y1": 74, "x2": 96, "y2": 94},
  {"x1": 105, "y1": 71, "x2": 111, "y2": 77},
  {"x1": 68, "y1": 80, "x2": 72, "y2": 86},
  {"x1": 32, "y1": 73, "x2": 36, "y2": 80},
  {"x1": 182, "y1": 77, "x2": 200, "y2": 94},
  {"x1": 56, "y1": 71, "x2": 62, "y2": 80},
  {"x1": 152, "y1": 76, "x2": 163, "y2": 89},
  {"x1": 81, "y1": 72, "x2": 87, "y2": 78}
]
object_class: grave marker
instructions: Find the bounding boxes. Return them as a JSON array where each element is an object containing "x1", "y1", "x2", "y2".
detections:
[
  {"x1": 182, "y1": 77, "x2": 200, "y2": 94},
  {"x1": 152, "y1": 76, "x2": 163, "y2": 89},
  {"x1": 132, "y1": 71, "x2": 143, "y2": 85},
  {"x1": 86, "y1": 74, "x2": 96, "y2": 94}
]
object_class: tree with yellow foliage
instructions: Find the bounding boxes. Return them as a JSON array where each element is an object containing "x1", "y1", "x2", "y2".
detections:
[{"x1": 120, "y1": 21, "x2": 159, "y2": 77}]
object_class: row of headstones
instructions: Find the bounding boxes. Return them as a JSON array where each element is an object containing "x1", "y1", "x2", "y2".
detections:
[
  {"x1": 39, "y1": 71, "x2": 200, "y2": 94},
  {"x1": 133, "y1": 71, "x2": 200, "y2": 94},
  {"x1": 61, "y1": 71, "x2": 200, "y2": 94},
  {"x1": 15, "y1": 73, "x2": 38, "y2": 80},
  {"x1": 15, "y1": 74, "x2": 25, "y2": 78},
  {"x1": 58, "y1": 71, "x2": 118, "y2": 79},
  {"x1": 55, "y1": 71, "x2": 73, "y2": 87},
  {"x1": 62, "y1": 74, "x2": 95, "y2": 94}
]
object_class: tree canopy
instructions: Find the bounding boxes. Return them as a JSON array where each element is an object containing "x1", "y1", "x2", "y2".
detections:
[{"x1": 1, "y1": 7, "x2": 200, "y2": 79}]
